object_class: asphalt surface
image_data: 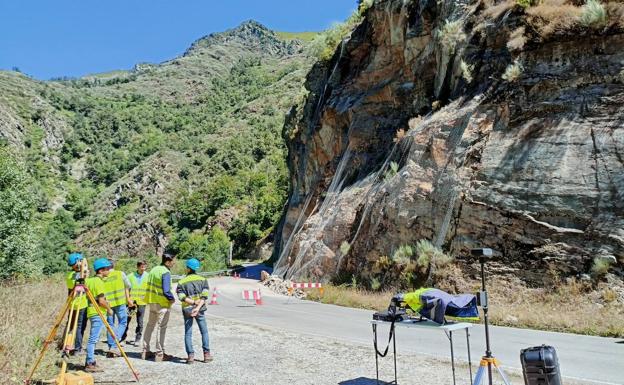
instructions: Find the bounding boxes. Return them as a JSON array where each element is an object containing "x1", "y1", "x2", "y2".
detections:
[{"x1": 206, "y1": 277, "x2": 624, "y2": 385}]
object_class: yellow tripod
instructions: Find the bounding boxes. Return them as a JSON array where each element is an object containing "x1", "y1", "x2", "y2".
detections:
[
  {"x1": 25, "y1": 279, "x2": 140, "y2": 384},
  {"x1": 472, "y1": 357, "x2": 511, "y2": 385}
]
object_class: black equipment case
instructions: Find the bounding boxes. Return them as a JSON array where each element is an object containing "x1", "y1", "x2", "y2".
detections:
[{"x1": 520, "y1": 345, "x2": 562, "y2": 385}]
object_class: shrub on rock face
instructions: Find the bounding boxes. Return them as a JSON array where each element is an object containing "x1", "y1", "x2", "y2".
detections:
[
  {"x1": 437, "y1": 19, "x2": 466, "y2": 52},
  {"x1": 460, "y1": 60, "x2": 474, "y2": 83},
  {"x1": 591, "y1": 255, "x2": 614, "y2": 277},
  {"x1": 580, "y1": 0, "x2": 607, "y2": 27},
  {"x1": 502, "y1": 60, "x2": 524, "y2": 82}
]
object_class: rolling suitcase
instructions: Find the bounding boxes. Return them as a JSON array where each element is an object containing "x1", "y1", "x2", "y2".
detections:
[{"x1": 520, "y1": 345, "x2": 562, "y2": 385}]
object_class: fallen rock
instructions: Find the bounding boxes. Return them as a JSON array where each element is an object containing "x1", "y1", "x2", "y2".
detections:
[{"x1": 261, "y1": 275, "x2": 307, "y2": 299}]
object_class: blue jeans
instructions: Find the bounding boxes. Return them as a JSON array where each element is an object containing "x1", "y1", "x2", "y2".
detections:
[
  {"x1": 183, "y1": 311, "x2": 210, "y2": 355},
  {"x1": 86, "y1": 316, "x2": 104, "y2": 365},
  {"x1": 106, "y1": 304, "x2": 128, "y2": 349}
]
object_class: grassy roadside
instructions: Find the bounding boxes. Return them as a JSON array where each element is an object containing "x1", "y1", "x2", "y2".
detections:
[
  {"x1": 0, "y1": 278, "x2": 66, "y2": 383},
  {"x1": 306, "y1": 279, "x2": 624, "y2": 337}
]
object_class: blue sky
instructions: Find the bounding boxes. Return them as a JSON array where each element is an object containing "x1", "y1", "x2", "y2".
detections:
[{"x1": 0, "y1": 1, "x2": 356, "y2": 80}]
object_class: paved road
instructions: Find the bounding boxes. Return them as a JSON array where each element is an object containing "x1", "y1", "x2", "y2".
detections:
[{"x1": 205, "y1": 277, "x2": 624, "y2": 385}]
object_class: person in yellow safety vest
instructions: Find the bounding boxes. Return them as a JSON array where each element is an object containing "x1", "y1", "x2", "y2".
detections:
[
  {"x1": 103, "y1": 259, "x2": 133, "y2": 358},
  {"x1": 84, "y1": 258, "x2": 113, "y2": 373},
  {"x1": 176, "y1": 258, "x2": 213, "y2": 364},
  {"x1": 65, "y1": 252, "x2": 88, "y2": 355},
  {"x1": 121, "y1": 260, "x2": 148, "y2": 346},
  {"x1": 142, "y1": 253, "x2": 176, "y2": 362}
]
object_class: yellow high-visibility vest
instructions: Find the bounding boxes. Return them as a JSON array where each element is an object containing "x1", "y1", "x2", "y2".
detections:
[
  {"x1": 66, "y1": 271, "x2": 87, "y2": 310},
  {"x1": 129, "y1": 272, "x2": 148, "y2": 306},
  {"x1": 85, "y1": 276, "x2": 107, "y2": 318},
  {"x1": 104, "y1": 269, "x2": 127, "y2": 307},
  {"x1": 145, "y1": 265, "x2": 172, "y2": 308}
]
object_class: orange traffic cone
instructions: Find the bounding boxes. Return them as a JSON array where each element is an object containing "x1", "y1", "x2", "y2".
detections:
[
  {"x1": 255, "y1": 289, "x2": 263, "y2": 306},
  {"x1": 209, "y1": 289, "x2": 218, "y2": 305}
]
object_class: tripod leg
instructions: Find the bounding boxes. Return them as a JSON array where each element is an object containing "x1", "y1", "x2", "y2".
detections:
[
  {"x1": 392, "y1": 325, "x2": 397, "y2": 385},
  {"x1": 494, "y1": 362, "x2": 512, "y2": 385},
  {"x1": 85, "y1": 288, "x2": 140, "y2": 382},
  {"x1": 449, "y1": 331, "x2": 456, "y2": 385},
  {"x1": 472, "y1": 366, "x2": 484, "y2": 385},
  {"x1": 25, "y1": 295, "x2": 73, "y2": 384},
  {"x1": 466, "y1": 328, "x2": 473, "y2": 384},
  {"x1": 373, "y1": 324, "x2": 379, "y2": 385},
  {"x1": 59, "y1": 293, "x2": 81, "y2": 385}
]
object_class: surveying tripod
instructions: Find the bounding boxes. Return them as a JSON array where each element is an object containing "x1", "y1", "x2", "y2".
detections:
[
  {"x1": 25, "y1": 261, "x2": 139, "y2": 384},
  {"x1": 471, "y1": 248, "x2": 511, "y2": 385}
]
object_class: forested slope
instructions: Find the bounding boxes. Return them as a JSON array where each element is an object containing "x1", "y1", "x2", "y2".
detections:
[{"x1": 0, "y1": 21, "x2": 314, "y2": 277}]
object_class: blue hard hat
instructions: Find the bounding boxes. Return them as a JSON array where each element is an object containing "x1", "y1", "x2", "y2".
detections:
[
  {"x1": 93, "y1": 258, "x2": 112, "y2": 272},
  {"x1": 67, "y1": 252, "x2": 83, "y2": 266},
  {"x1": 186, "y1": 258, "x2": 201, "y2": 271}
]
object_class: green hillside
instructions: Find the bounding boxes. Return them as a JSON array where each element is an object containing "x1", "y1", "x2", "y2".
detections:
[
  {"x1": 0, "y1": 21, "x2": 315, "y2": 277},
  {"x1": 276, "y1": 31, "x2": 319, "y2": 42}
]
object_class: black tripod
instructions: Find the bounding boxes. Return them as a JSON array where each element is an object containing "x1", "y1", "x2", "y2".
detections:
[{"x1": 471, "y1": 248, "x2": 511, "y2": 385}]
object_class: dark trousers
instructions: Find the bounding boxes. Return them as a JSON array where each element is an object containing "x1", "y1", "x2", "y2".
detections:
[
  {"x1": 65, "y1": 308, "x2": 87, "y2": 351},
  {"x1": 122, "y1": 304, "x2": 146, "y2": 342}
]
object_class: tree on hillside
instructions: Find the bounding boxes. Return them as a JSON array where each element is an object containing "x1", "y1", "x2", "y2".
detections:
[{"x1": 0, "y1": 148, "x2": 42, "y2": 279}]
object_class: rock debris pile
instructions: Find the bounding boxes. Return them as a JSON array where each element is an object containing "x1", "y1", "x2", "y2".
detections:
[{"x1": 260, "y1": 272, "x2": 307, "y2": 299}]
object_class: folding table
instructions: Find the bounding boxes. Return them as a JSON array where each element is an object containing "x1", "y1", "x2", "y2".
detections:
[{"x1": 371, "y1": 319, "x2": 474, "y2": 385}]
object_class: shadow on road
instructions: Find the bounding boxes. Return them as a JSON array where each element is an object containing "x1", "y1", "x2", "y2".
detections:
[{"x1": 339, "y1": 377, "x2": 389, "y2": 385}]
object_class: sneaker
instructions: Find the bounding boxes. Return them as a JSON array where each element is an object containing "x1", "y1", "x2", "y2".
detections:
[
  {"x1": 203, "y1": 352, "x2": 214, "y2": 362},
  {"x1": 140, "y1": 351, "x2": 155, "y2": 360},
  {"x1": 154, "y1": 353, "x2": 174, "y2": 362},
  {"x1": 186, "y1": 354, "x2": 194, "y2": 365},
  {"x1": 106, "y1": 350, "x2": 121, "y2": 358},
  {"x1": 84, "y1": 363, "x2": 104, "y2": 373}
]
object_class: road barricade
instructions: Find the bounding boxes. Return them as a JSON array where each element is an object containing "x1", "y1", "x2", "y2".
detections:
[
  {"x1": 288, "y1": 282, "x2": 324, "y2": 296},
  {"x1": 241, "y1": 289, "x2": 263, "y2": 306}
]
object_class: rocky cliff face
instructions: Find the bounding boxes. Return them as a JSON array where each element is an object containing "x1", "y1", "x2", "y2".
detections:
[{"x1": 274, "y1": 0, "x2": 624, "y2": 285}]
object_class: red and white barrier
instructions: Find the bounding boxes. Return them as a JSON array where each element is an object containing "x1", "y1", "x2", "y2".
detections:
[
  {"x1": 241, "y1": 289, "x2": 263, "y2": 305},
  {"x1": 291, "y1": 282, "x2": 323, "y2": 289},
  {"x1": 288, "y1": 282, "x2": 324, "y2": 296}
]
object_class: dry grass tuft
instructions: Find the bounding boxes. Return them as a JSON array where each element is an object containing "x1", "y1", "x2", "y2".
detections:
[
  {"x1": 306, "y1": 285, "x2": 391, "y2": 311},
  {"x1": 526, "y1": 0, "x2": 583, "y2": 37},
  {"x1": 605, "y1": 2, "x2": 624, "y2": 28},
  {"x1": 481, "y1": 0, "x2": 516, "y2": 20},
  {"x1": 0, "y1": 278, "x2": 66, "y2": 383},
  {"x1": 507, "y1": 26, "x2": 528, "y2": 51},
  {"x1": 487, "y1": 277, "x2": 624, "y2": 337}
]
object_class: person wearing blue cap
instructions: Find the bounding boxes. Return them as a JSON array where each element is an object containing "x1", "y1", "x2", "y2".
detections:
[
  {"x1": 84, "y1": 258, "x2": 114, "y2": 373},
  {"x1": 176, "y1": 258, "x2": 213, "y2": 364},
  {"x1": 65, "y1": 252, "x2": 88, "y2": 354}
]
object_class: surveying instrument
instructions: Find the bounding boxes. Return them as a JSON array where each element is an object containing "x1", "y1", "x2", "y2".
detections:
[
  {"x1": 471, "y1": 248, "x2": 511, "y2": 385},
  {"x1": 25, "y1": 258, "x2": 140, "y2": 384}
]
